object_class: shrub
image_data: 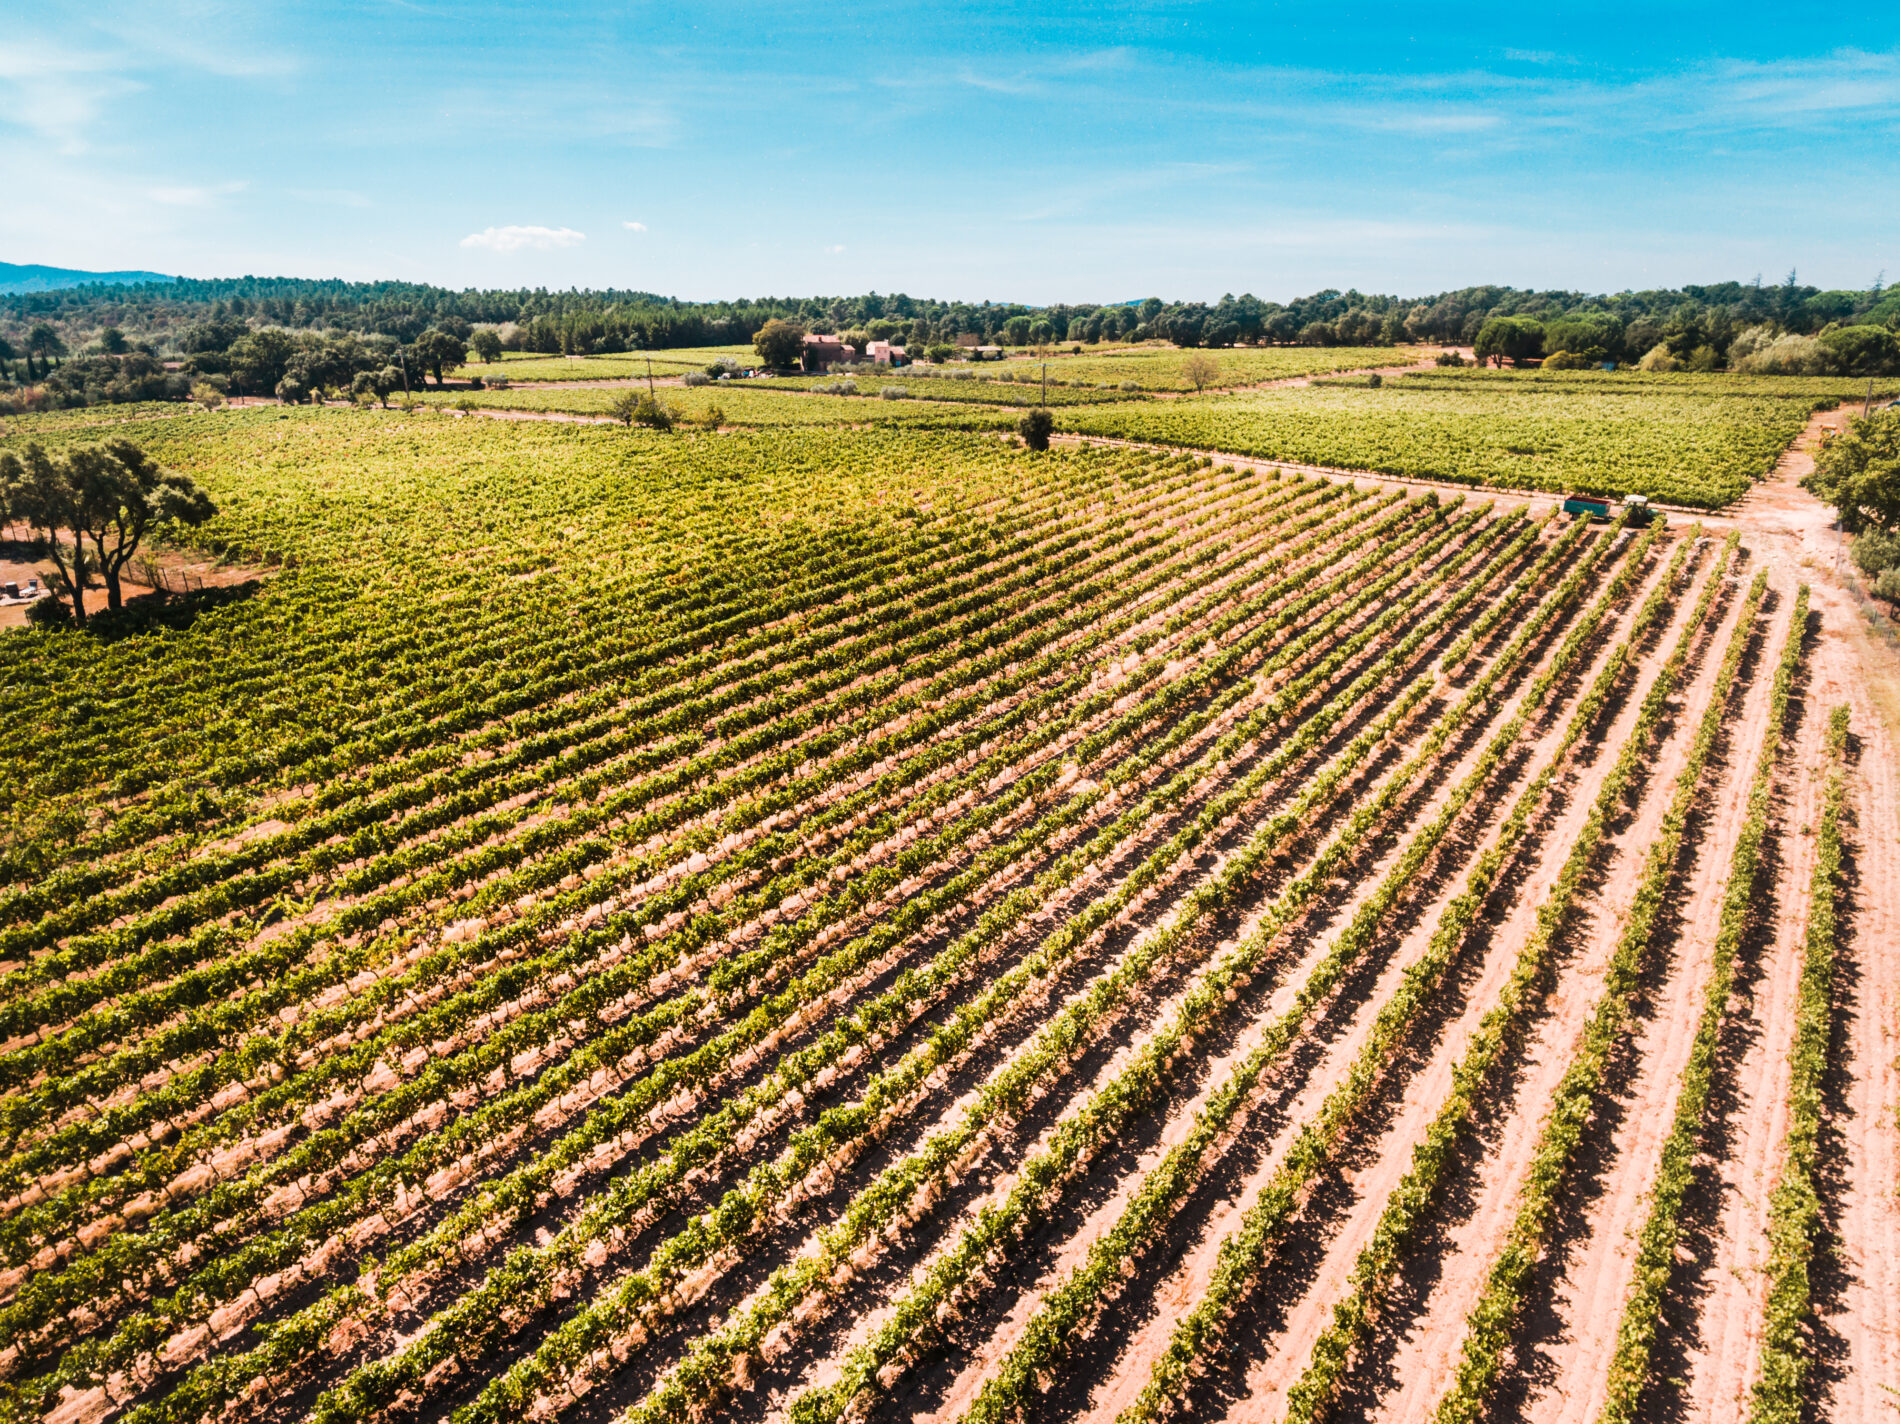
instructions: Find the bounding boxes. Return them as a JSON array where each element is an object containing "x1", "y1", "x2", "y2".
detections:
[
  {"x1": 1732, "y1": 333, "x2": 1829, "y2": 375},
  {"x1": 1543, "y1": 350, "x2": 1594, "y2": 370},
  {"x1": 1636, "y1": 342, "x2": 1681, "y2": 372},
  {"x1": 1119, "y1": 379, "x2": 1141, "y2": 391},
  {"x1": 682, "y1": 372, "x2": 711, "y2": 387},
  {"x1": 1878, "y1": 569, "x2": 1900, "y2": 603},
  {"x1": 1851, "y1": 528, "x2": 1900, "y2": 576},
  {"x1": 880, "y1": 386, "x2": 911, "y2": 400},
  {"x1": 1818, "y1": 324, "x2": 1900, "y2": 376},
  {"x1": 1435, "y1": 350, "x2": 1465, "y2": 366},
  {"x1": 1018, "y1": 407, "x2": 1054, "y2": 451},
  {"x1": 1367, "y1": 373, "x2": 1383, "y2": 388},
  {"x1": 24, "y1": 596, "x2": 71, "y2": 629}
]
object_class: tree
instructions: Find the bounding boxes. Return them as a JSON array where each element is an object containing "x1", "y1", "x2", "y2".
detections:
[
  {"x1": 1818, "y1": 324, "x2": 1900, "y2": 376},
  {"x1": 753, "y1": 319, "x2": 806, "y2": 370},
  {"x1": 411, "y1": 329, "x2": 468, "y2": 385},
  {"x1": 1, "y1": 444, "x2": 94, "y2": 620},
  {"x1": 1803, "y1": 411, "x2": 1900, "y2": 533},
  {"x1": 98, "y1": 327, "x2": 130, "y2": 355},
  {"x1": 0, "y1": 440, "x2": 217, "y2": 621},
  {"x1": 926, "y1": 343, "x2": 956, "y2": 364},
  {"x1": 68, "y1": 441, "x2": 218, "y2": 610},
  {"x1": 352, "y1": 366, "x2": 403, "y2": 408},
  {"x1": 1018, "y1": 407, "x2": 1054, "y2": 451},
  {"x1": 226, "y1": 328, "x2": 300, "y2": 396},
  {"x1": 1003, "y1": 315, "x2": 1033, "y2": 346},
  {"x1": 1181, "y1": 353, "x2": 1220, "y2": 392},
  {"x1": 470, "y1": 328, "x2": 504, "y2": 364},
  {"x1": 606, "y1": 391, "x2": 674, "y2": 429},
  {"x1": 190, "y1": 382, "x2": 225, "y2": 411},
  {"x1": 1473, "y1": 316, "x2": 1545, "y2": 368},
  {"x1": 25, "y1": 322, "x2": 66, "y2": 379}
]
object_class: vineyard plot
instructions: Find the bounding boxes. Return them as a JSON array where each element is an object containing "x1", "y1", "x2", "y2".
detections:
[{"x1": 0, "y1": 408, "x2": 1891, "y2": 1424}]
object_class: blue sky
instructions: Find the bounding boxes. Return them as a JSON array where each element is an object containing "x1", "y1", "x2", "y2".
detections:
[{"x1": 3, "y1": 1, "x2": 1896, "y2": 303}]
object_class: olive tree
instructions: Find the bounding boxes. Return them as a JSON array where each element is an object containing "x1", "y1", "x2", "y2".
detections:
[
  {"x1": 1181, "y1": 353, "x2": 1220, "y2": 392},
  {"x1": 0, "y1": 440, "x2": 217, "y2": 622}
]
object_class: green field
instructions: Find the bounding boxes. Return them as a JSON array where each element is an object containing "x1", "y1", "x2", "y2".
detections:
[
  {"x1": 0, "y1": 359, "x2": 1874, "y2": 1424},
  {"x1": 731, "y1": 372, "x2": 1144, "y2": 405},
  {"x1": 1023, "y1": 344, "x2": 1420, "y2": 390},
  {"x1": 415, "y1": 384, "x2": 1011, "y2": 429},
  {"x1": 449, "y1": 346, "x2": 758, "y2": 382},
  {"x1": 1056, "y1": 367, "x2": 1896, "y2": 507}
]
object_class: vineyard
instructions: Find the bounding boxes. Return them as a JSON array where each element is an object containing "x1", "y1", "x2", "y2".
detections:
[
  {"x1": 408, "y1": 369, "x2": 1900, "y2": 508},
  {"x1": 1, "y1": 400, "x2": 1896, "y2": 1424},
  {"x1": 447, "y1": 350, "x2": 762, "y2": 384},
  {"x1": 986, "y1": 346, "x2": 1411, "y2": 392},
  {"x1": 1057, "y1": 369, "x2": 1900, "y2": 507}
]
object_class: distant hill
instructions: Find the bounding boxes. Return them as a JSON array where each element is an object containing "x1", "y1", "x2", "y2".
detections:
[{"x1": 0, "y1": 262, "x2": 175, "y2": 295}]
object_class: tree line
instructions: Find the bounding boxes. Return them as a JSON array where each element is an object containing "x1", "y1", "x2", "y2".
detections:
[{"x1": 6, "y1": 273, "x2": 1896, "y2": 412}]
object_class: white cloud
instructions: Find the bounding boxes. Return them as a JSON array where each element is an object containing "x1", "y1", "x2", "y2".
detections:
[
  {"x1": 825, "y1": 243, "x2": 846, "y2": 254},
  {"x1": 623, "y1": 220, "x2": 647, "y2": 232},
  {"x1": 460, "y1": 224, "x2": 586, "y2": 253},
  {"x1": 0, "y1": 37, "x2": 140, "y2": 151}
]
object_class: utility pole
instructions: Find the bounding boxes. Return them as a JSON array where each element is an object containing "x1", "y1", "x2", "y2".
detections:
[
  {"x1": 1866, "y1": 375, "x2": 1876, "y2": 418},
  {"x1": 647, "y1": 357, "x2": 655, "y2": 395},
  {"x1": 1041, "y1": 362, "x2": 1047, "y2": 407}
]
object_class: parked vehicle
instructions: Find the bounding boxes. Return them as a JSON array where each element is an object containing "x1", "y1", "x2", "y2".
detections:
[{"x1": 1562, "y1": 492, "x2": 1661, "y2": 527}]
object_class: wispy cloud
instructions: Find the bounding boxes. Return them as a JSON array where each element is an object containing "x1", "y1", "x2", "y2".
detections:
[
  {"x1": 623, "y1": 220, "x2": 647, "y2": 232},
  {"x1": 824, "y1": 244, "x2": 846, "y2": 254},
  {"x1": 148, "y1": 179, "x2": 246, "y2": 206},
  {"x1": 460, "y1": 224, "x2": 586, "y2": 253},
  {"x1": 0, "y1": 37, "x2": 141, "y2": 151}
]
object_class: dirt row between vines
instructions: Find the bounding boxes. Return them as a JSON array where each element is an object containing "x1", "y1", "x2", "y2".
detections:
[
  {"x1": 668, "y1": 530, "x2": 1664, "y2": 1424},
  {"x1": 674, "y1": 451, "x2": 1900, "y2": 1424}
]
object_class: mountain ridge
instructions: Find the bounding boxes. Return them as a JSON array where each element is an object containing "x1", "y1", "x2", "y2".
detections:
[{"x1": 0, "y1": 261, "x2": 176, "y2": 295}]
